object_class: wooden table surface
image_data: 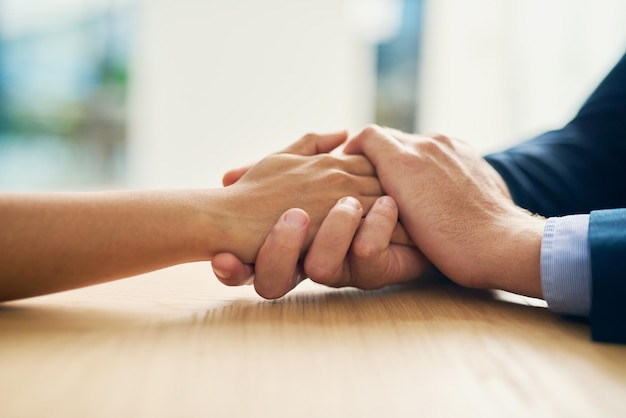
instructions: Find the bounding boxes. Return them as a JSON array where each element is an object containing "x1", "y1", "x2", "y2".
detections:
[{"x1": 1, "y1": 262, "x2": 625, "y2": 418}]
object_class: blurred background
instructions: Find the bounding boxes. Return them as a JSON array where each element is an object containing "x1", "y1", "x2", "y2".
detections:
[{"x1": 1, "y1": 0, "x2": 625, "y2": 191}]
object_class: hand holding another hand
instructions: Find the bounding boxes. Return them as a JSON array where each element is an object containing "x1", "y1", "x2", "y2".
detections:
[
  {"x1": 344, "y1": 125, "x2": 546, "y2": 297},
  {"x1": 216, "y1": 130, "x2": 411, "y2": 266},
  {"x1": 214, "y1": 194, "x2": 427, "y2": 299},
  {"x1": 214, "y1": 124, "x2": 546, "y2": 300}
]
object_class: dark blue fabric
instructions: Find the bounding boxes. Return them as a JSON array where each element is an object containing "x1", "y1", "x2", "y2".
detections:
[
  {"x1": 589, "y1": 209, "x2": 626, "y2": 343},
  {"x1": 485, "y1": 52, "x2": 626, "y2": 217},
  {"x1": 484, "y1": 52, "x2": 626, "y2": 343}
]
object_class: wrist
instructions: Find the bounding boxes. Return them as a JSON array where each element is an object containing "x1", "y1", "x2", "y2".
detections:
[
  {"x1": 484, "y1": 208, "x2": 546, "y2": 298},
  {"x1": 193, "y1": 187, "x2": 268, "y2": 264},
  {"x1": 190, "y1": 188, "x2": 238, "y2": 261},
  {"x1": 150, "y1": 189, "x2": 228, "y2": 264}
]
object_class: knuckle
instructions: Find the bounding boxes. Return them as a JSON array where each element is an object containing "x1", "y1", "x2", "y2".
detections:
[
  {"x1": 327, "y1": 169, "x2": 350, "y2": 185},
  {"x1": 421, "y1": 137, "x2": 441, "y2": 152},
  {"x1": 395, "y1": 150, "x2": 421, "y2": 169},
  {"x1": 418, "y1": 137, "x2": 447, "y2": 157},
  {"x1": 351, "y1": 239, "x2": 383, "y2": 261},
  {"x1": 430, "y1": 133, "x2": 452, "y2": 145},
  {"x1": 304, "y1": 260, "x2": 339, "y2": 285},
  {"x1": 302, "y1": 132, "x2": 319, "y2": 142},
  {"x1": 314, "y1": 153, "x2": 335, "y2": 168},
  {"x1": 360, "y1": 123, "x2": 384, "y2": 138},
  {"x1": 307, "y1": 154, "x2": 336, "y2": 173},
  {"x1": 317, "y1": 170, "x2": 356, "y2": 195}
]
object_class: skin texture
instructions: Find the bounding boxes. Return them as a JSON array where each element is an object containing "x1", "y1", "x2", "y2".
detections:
[
  {"x1": 0, "y1": 131, "x2": 386, "y2": 301},
  {"x1": 213, "y1": 125, "x2": 547, "y2": 300},
  {"x1": 214, "y1": 131, "x2": 386, "y2": 262},
  {"x1": 344, "y1": 126, "x2": 546, "y2": 297},
  {"x1": 236, "y1": 196, "x2": 428, "y2": 300}
]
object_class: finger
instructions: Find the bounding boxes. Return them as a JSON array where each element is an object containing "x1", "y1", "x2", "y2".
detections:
[
  {"x1": 335, "y1": 155, "x2": 376, "y2": 176},
  {"x1": 386, "y1": 128, "x2": 454, "y2": 152},
  {"x1": 212, "y1": 253, "x2": 255, "y2": 286},
  {"x1": 357, "y1": 176, "x2": 383, "y2": 197},
  {"x1": 281, "y1": 130, "x2": 348, "y2": 156},
  {"x1": 428, "y1": 133, "x2": 454, "y2": 148},
  {"x1": 254, "y1": 208, "x2": 310, "y2": 299},
  {"x1": 421, "y1": 132, "x2": 467, "y2": 150},
  {"x1": 304, "y1": 196, "x2": 363, "y2": 287},
  {"x1": 343, "y1": 125, "x2": 405, "y2": 166},
  {"x1": 384, "y1": 244, "x2": 430, "y2": 284},
  {"x1": 351, "y1": 196, "x2": 427, "y2": 288},
  {"x1": 354, "y1": 204, "x2": 414, "y2": 246},
  {"x1": 222, "y1": 164, "x2": 254, "y2": 186},
  {"x1": 384, "y1": 127, "x2": 418, "y2": 141},
  {"x1": 391, "y1": 223, "x2": 414, "y2": 246},
  {"x1": 357, "y1": 195, "x2": 382, "y2": 216},
  {"x1": 349, "y1": 195, "x2": 399, "y2": 288}
]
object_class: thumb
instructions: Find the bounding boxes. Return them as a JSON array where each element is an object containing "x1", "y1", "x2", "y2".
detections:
[
  {"x1": 212, "y1": 253, "x2": 255, "y2": 286},
  {"x1": 222, "y1": 164, "x2": 254, "y2": 186}
]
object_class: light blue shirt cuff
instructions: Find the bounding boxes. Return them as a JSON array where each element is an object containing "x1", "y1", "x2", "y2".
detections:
[{"x1": 540, "y1": 214, "x2": 591, "y2": 317}]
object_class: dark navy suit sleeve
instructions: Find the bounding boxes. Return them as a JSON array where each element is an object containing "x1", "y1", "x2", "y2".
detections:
[
  {"x1": 589, "y1": 209, "x2": 626, "y2": 343},
  {"x1": 484, "y1": 52, "x2": 626, "y2": 343}
]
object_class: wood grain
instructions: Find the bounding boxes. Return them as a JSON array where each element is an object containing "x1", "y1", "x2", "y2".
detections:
[{"x1": 1, "y1": 262, "x2": 624, "y2": 418}]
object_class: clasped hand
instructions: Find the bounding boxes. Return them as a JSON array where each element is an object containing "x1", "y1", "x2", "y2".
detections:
[{"x1": 213, "y1": 125, "x2": 545, "y2": 300}]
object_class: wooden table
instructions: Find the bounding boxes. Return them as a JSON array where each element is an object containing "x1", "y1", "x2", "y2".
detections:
[{"x1": 1, "y1": 262, "x2": 625, "y2": 418}]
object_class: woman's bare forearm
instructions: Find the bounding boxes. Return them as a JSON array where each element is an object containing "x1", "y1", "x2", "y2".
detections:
[
  {"x1": 0, "y1": 132, "x2": 385, "y2": 301},
  {"x1": 0, "y1": 189, "x2": 230, "y2": 300}
]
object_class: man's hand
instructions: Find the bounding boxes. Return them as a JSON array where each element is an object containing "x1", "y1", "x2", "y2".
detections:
[
  {"x1": 343, "y1": 125, "x2": 546, "y2": 298},
  {"x1": 213, "y1": 195, "x2": 428, "y2": 299}
]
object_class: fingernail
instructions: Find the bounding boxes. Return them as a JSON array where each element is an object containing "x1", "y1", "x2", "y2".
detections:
[
  {"x1": 377, "y1": 195, "x2": 396, "y2": 208},
  {"x1": 339, "y1": 196, "x2": 362, "y2": 210},
  {"x1": 213, "y1": 267, "x2": 230, "y2": 280},
  {"x1": 283, "y1": 209, "x2": 308, "y2": 227}
]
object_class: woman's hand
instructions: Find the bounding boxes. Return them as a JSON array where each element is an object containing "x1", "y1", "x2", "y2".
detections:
[{"x1": 212, "y1": 131, "x2": 385, "y2": 263}]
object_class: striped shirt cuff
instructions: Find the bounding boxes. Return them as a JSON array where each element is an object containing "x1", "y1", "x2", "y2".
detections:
[{"x1": 540, "y1": 215, "x2": 591, "y2": 317}]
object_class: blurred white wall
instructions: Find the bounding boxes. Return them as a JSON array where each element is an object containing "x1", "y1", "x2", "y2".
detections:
[
  {"x1": 418, "y1": 0, "x2": 626, "y2": 153},
  {"x1": 128, "y1": 0, "x2": 626, "y2": 188},
  {"x1": 128, "y1": 0, "x2": 377, "y2": 188}
]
